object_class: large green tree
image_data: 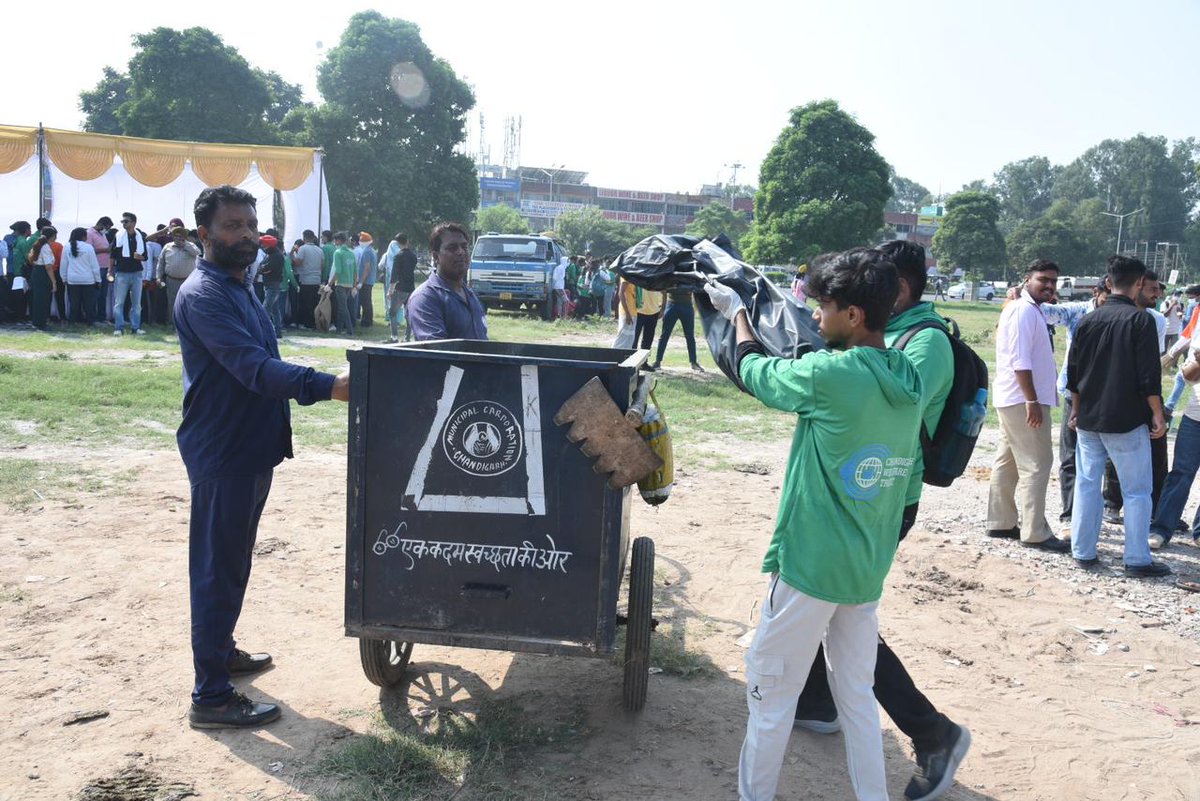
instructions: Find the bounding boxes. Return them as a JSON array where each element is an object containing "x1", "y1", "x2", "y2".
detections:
[
  {"x1": 553, "y1": 207, "x2": 655, "y2": 258},
  {"x1": 1006, "y1": 217, "x2": 1086, "y2": 275},
  {"x1": 885, "y1": 170, "x2": 932, "y2": 213},
  {"x1": 685, "y1": 200, "x2": 750, "y2": 246},
  {"x1": 1052, "y1": 135, "x2": 1197, "y2": 245},
  {"x1": 992, "y1": 156, "x2": 1058, "y2": 231},
  {"x1": 474, "y1": 204, "x2": 530, "y2": 235},
  {"x1": 931, "y1": 190, "x2": 1007, "y2": 279},
  {"x1": 79, "y1": 28, "x2": 305, "y2": 145},
  {"x1": 742, "y1": 100, "x2": 891, "y2": 264},
  {"x1": 288, "y1": 11, "x2": 478, "y2": 242}
]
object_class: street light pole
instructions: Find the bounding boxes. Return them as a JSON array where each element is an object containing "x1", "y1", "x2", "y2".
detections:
[{"x1": 1100, "y1": 207, "x2": 1144, "y2": 256}]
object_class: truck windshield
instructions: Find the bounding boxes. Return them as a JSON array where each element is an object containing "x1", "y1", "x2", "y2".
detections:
[{"x1": 473, "y1": 238, "x2": 549, "y2": 262}]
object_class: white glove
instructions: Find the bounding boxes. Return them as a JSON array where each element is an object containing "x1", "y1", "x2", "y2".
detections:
[{"x1": 704, "y1": 281, "x2": 745, "y2": 321}]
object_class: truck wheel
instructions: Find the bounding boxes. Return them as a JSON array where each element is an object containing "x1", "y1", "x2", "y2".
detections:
[
  {"x1": 359, "y1": 638, "x2": 412, "y2": 687},
  {"x1": 623, "y1": 536, "x2": 655, "y2": 711}
]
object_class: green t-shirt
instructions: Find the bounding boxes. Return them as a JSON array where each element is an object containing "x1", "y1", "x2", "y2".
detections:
[
  {"x1": 884, "y1": 302, "x2": 955, "y2": 505},
  {"x1": 331, "y1": 245, "x2": 357, "y2": 286},
  {"x1": 321, "y1": 242, "x2": 335, "y2": 283},
  {"x1": 739, "y1": 346, "x2": 923, "y2": 605},
  {"x1": 11, "y1": 235, "x2": 34, "y2": 278}
]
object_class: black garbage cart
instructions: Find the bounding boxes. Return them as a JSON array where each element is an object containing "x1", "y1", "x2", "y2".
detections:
[{"x1": 344, "y1": 339, "x2": 657, "y2": 711}]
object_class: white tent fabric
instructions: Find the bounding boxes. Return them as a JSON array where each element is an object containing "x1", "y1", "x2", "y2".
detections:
[
  {"x1": 0, "y1": 156, "x2": 40, "y2": 241},
  {"x1": 48, "y1": 157, "x2": 275, "y2": 237},
  {"x1": 279, "y1": 153, "x2": 331, "y2": 246}
]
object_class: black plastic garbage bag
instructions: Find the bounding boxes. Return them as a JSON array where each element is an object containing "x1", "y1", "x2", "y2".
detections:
[{"x1": 614, "y1": 234, "x2": 825, "y2": 393}]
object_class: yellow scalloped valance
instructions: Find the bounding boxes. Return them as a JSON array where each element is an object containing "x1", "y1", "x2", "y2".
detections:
[
  {"x1": 23, "y1": 126, "x2": 316, "y2": 190},
  {"x1": 118, "y1": 138, "x2": 189, "y2": 187},
  {"x1": 45, "y1": 129, "x2": 116, "y2": 181},
  {"x1": 0, "y1": 126, "x2": 36, "y2": 174}
]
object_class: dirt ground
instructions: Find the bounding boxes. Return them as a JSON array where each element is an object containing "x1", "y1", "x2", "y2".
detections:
[{"x1": 3, "y1": 419, "x2": 1200, "y2": 801}]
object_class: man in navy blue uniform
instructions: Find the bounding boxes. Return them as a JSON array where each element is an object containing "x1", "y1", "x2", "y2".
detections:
[{"x1": 175, "y1": 185, "x2": 350, "y2": 729}]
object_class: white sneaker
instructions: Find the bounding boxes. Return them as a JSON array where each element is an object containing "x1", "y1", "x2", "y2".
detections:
[
  {"x1": 113, "y1": 330, "x2": 123, "y2": 336},
  {"x1": 1148, "y1": 533, "x2": 1165, "y2": 550},
  {"x1": 132, "y1": 329, "x2": 146, "y2": 336}
]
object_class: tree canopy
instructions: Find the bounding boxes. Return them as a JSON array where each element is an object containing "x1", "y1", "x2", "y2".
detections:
[
  {"x1": 885, "y1": 171, "x2": 932, "y2": 214},
  {"x1": 552, "y1": 207, "x2": 654, "y2": 258},
  {"x1": 79, "y1": 28, "x2": 305, "y2": 145},
  {"x1": 931, "y1": 191, "x2": 1006, "y2": 279},
  {"x1": 286, "y1": 11, "x2": 478, "y2": 242},
  {"x1": 742, "y1": 100, "x2": 891, "y2": 264},
  {"x1": 685, "y1": 201, "x2": 750, "y2": 246},
  {"x1": 474, "y1": 204, "x2": 530, "y2": 235}
]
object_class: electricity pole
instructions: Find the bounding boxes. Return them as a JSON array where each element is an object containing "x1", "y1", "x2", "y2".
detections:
[{"x1": 1100, "y1": 208, "x2": 1143, "y2": 256}]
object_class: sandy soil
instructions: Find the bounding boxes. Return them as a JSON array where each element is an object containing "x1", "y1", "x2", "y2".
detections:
[{"x1": 3, "y1": 416, "x2": 1200, "y2": 800}]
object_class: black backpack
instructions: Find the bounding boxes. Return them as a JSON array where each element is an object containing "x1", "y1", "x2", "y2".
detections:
[{"x1": 894, "y1": 317, "x2": 989, "y2": 487}]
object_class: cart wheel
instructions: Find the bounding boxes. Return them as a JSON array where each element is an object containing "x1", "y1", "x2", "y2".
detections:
[
  {"x1": 359, "y1": 638, "x2": 413, "y2": 687},
  {"x1": 623, "y1": 536, "x2": 655, "y2": 711}
]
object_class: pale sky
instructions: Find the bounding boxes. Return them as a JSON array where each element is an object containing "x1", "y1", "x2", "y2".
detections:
[{"x1": 11, "y1": 0, "x2": 1199, "y2": 197}]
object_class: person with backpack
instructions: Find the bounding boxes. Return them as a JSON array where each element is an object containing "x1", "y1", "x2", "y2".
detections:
[
  {"x1": 706, "y1": 248, "x2": 924, "y2": 801},
  {"x1": 791, "y1": 241, "x2": 973, "y2": 801}
]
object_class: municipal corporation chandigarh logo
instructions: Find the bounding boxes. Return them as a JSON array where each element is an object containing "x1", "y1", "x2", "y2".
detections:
[
  {"x1": 442, "y1": 401, "x2": 523, "y2": 477},
  {"x1": 840, "y1": 445, "x2": 891, "y2": 501}
]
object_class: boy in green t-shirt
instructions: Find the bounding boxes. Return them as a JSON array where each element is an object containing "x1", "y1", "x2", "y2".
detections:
[{"x1": 704, "y1": 248, "x2": 924, "y2": 801}]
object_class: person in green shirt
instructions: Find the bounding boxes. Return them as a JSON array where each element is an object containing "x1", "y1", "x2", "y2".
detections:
[
  {"x1": 793, "y1": 240, "x2": 971, "y2": 801},
  {"x1": 326, "y1": 232, "x2": 358, "y2": 336},
  {"x1": 319, "y1": 230, "x2": 335, "y2": 284},
  {"x1": 704, "y1": 248, "x2": 923, "y2": 801}
]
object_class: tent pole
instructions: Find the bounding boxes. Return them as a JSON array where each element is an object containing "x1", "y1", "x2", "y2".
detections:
[
  {"x1": 37, "y1": 124, "x2": 45, "y2": 218},
  {"x1": 317, "y1": 148, "x2": 326, "y2": 233}
]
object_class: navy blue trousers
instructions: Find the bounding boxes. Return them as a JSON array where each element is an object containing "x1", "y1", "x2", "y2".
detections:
[
  {"x1": 189, "y1": 470, "x2": 273, "y2": 706},
  {"x1": 654, "y1": 301, "x2": 698, "y2": 365}
]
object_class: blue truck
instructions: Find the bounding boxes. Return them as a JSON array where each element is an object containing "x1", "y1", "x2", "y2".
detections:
[{"x1": 468, "y1": 233, "x2": 568, "y2": 320}]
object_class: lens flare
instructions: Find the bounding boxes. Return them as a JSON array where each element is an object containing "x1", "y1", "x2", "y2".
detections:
[{"x1": 390, "y1": 62, "x2": 430, "y2": 108}]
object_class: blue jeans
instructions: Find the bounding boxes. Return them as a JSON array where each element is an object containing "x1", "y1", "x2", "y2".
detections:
[
  {"x1": 1167, "y1": 371, "x2": 1188, "y2": 410},
  {"x1": 655, "y1": 301, "x2": 698, "y2": 365},
  {"x1": 1072, "y1": 426, "x2": 1153, "y2": 566},
  {"x1": 112, "y1": 271, "x2": 142, "y2": 332},
  {"x1": 1150, "y1": 415, "x2": 1200, "y2": 544},
  {"x1": 263, "y1": 285, "x2": 285, "y2": 336}
]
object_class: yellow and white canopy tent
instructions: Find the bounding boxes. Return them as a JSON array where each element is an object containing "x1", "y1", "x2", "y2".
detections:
[{"x1": 0, "y1": 125, "x2": 328, "y2": 245}]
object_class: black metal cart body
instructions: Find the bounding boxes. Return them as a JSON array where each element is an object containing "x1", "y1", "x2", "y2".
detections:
[{"x1": 345, "y1": 341, "x2": 650, "y2": 688}]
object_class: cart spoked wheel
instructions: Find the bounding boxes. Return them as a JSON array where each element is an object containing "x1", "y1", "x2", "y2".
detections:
[
  {"x1": 359, "y1": 638, "x2": 413, "y2": 687},
  {"x1": 623, "y1": 536, "x2": 655, "y2": 711}
]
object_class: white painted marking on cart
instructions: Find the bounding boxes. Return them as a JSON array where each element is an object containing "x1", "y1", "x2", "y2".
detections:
[
  {"x1": 521, "y1": 365, "x2": 546, "y2": 517},
  {"x1": 416, "y1": 495, "x2": 530, "y2": 514},
  {"x1": 403, "y1": 365, "x2": 464, "y2": 509}
]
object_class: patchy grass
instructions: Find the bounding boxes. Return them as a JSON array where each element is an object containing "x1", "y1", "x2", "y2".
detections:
[
  {"x1": 0, "y1": 458, "x2": 138, "y2": 511},
  {"x1": 311, "y1": 696, "x2": 584, "y2": 801}
]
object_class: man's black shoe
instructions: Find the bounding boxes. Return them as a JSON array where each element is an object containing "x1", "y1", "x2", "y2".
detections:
[
  {"x1": 1020, "y1": 536, "x2": 1071, "y2": 553},
  {"x1": 1123, "y1": 560, "x2": 1172, "y2": 578},
  {"x1": 1176, "y1": 519, "x2": 1190, "y2": 533},
  {"x1": 1073, "y1": 556, "x2": 1101, "y2": 569},
  {"x1": 905, "y1": 724, "x2": 972, "y2": 801},
  {"x1": 985, "y1": 526, "x2": 1020, "y2": 539},
  {"x1": 793, "y1": 700, "x2": 840, "y2": 734},
  {"x1": 189, "y1": 692, "x2": 281, "y2": 729},
  {"x1": 228, "y1": 648, "x2": 273, "y2": 675}
]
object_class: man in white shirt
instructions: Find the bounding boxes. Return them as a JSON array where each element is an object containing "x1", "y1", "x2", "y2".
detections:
[
  {"x1": 551, "y1": 257, "x2": 568, "y2": 320},
  {"x1": 987, "y1": 259, "x2": 1070, "y2": 552}
]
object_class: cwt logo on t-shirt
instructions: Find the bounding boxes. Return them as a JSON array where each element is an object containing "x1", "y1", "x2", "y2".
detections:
[{"x1": 839, "y1": 445, "x2": 913, "y2": 501}]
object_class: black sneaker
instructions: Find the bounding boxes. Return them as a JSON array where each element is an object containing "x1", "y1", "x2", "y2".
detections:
[
  {"x1": 1123, "y1": 560, "x2": 1172, "y2": 578},
  {"x1": 1103, "y1": 508, "x2": 1123, "y2": 525},
  {"x1": 905, "y1": 724, "x2": 972, "y2": 801},
  {"x1": 793, "y1": 700, "x2": 840, "y2": 734},
  {"x1": 1020, "y1": 536, "x2": 1071, "y2": 553},
  {"x1": 228, "y1": 648, "x2": 273, "y2": 675},
  {"x1": 985, "y1": 526, "x2": 1020, "y2": 539},
  {"x1": 1074, "y1": 555, "x2": 1102, "y2": 569},
  {"x1": 188, "y1": 692, "x2": 281, "y2": 729}
]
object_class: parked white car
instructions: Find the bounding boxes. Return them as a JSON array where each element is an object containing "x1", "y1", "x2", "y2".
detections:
[{"x1": 946, "y1": 281, "x2": 1004, "y2": 301}]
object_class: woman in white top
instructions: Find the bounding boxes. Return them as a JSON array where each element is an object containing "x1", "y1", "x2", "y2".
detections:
[
  {"x1": 61, "y1": 227, "x2": 101, "y2": 325},
  {"x1": 27, "y1": 226, "x2": 58, "y2": 330}
]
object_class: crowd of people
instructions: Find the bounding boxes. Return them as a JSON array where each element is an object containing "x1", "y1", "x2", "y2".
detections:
[
  {"x1": 986, "y1": 257, "x2": 1198, "y2": 578},
  {"x1": 0, "y1": 216, "x2": 423, "y2": 342}
]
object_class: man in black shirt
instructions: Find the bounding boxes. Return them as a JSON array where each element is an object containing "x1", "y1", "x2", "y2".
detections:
[
  {"x1": 388, "y1": 234, "x2": 418, "y2": 342},
  {"x1": 1067, "y1": 256, "x2": 1170, "y2": 577}
]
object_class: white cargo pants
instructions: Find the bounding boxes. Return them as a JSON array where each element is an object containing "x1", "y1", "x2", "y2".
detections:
[{"x1": 738, "y1": 575, "x2": 887, "y2": 801}]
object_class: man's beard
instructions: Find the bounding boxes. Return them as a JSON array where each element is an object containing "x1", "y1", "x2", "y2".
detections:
[{"x1": 208, "y1": 238, "x2": 259, "y2": 270}]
